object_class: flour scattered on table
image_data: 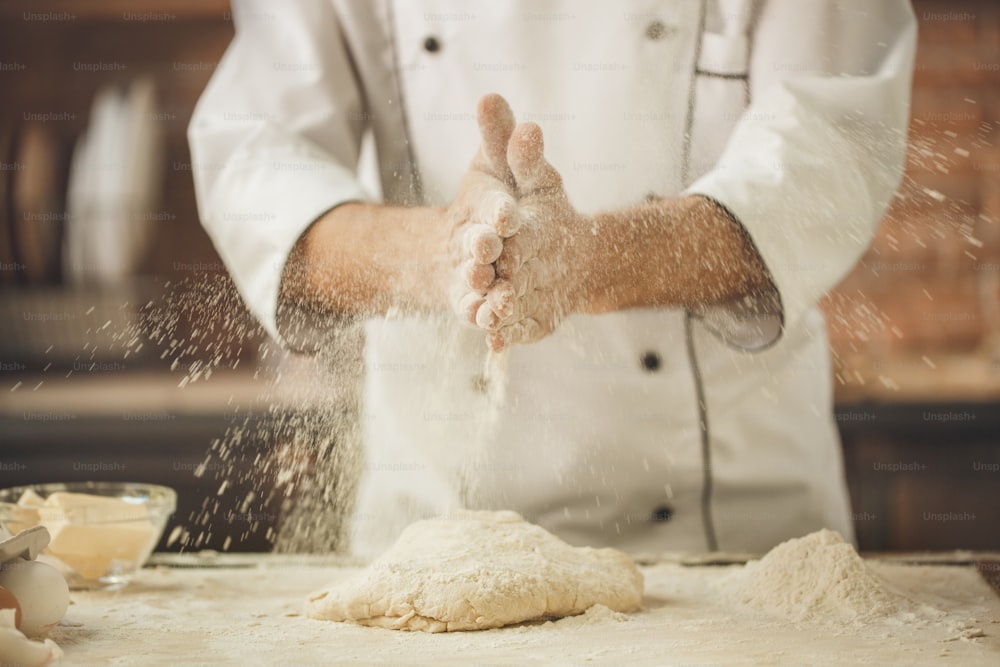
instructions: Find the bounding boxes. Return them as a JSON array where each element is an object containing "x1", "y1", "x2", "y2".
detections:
[
  {"x1": 305, "y1": 510, "x2": 643, "y2": 632},
  {"x1": 720, "y1": 529, "x2": 939, "y2": 623},
  {"x1": 553, "y1": 603, "x2": 630, "y2": 627}
]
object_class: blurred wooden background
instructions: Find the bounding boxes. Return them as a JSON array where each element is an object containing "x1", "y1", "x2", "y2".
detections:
[
  {"x1": 1, "y1": 0, "x2": 997, "y2": 374},
  {"x1": 825, "y1": 0, "x2": 1000, "y2": 385}
]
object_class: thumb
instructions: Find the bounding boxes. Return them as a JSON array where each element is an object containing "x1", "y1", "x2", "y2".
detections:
[
  {"x1": 507, "y1": 122, "x2": 563, "y2": 197},
  {"x1": 475, "y1": 93, "x2": 516, "y2": 184}
]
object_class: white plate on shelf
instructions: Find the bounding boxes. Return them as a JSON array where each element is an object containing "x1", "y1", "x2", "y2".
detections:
[
  {"x1": 66, "y1": 84, "x2": 125, "y2": 284},
  {"x1": 64, "y1": 94, "x2": 99, "y2": 284},
  {"x1": 64, "y1": 78, "x2": 163, "y2": 285},
  {"x1": 121, "y1": 77, "x2": 163, "y2": 277},
  {"x1": 90, "y1": 83, "x2": 128, "y2": 283}
]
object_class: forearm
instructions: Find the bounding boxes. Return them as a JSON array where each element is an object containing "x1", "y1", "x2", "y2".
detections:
[
  {"x1": 279, "y1": 202, "x2": 451, "y2": 319},
  {"x1": 580, "y1": 196, "x2": 773, "y2": 314}
]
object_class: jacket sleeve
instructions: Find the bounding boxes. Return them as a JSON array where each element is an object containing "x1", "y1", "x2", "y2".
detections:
[
  {"x1": 188, "y1": 0, "x2": 368, "y2": 343},
  {"x1": 684, "y1": 0, "x2": 916, "y2": 347}
]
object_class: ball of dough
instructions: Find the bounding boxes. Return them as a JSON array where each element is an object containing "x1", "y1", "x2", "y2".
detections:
[{"x1": 306, "y1": 510, "x2": 644, "y2": 632}]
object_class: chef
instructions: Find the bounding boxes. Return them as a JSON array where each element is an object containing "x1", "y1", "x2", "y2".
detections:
[{"x1": 189, "y1": 0, "x2": 916, "y2": 558}]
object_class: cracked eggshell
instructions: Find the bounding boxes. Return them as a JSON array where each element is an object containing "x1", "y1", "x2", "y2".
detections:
[
  {"x1": 0, "y1": 560, "x2": 69, "y2": 637},
  {"x1": 0, "y1": 586, "x2": 21, "y2": 628}
]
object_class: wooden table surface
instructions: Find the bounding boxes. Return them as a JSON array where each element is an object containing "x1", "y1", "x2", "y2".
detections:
[{"x1": 41, "y1": 552, "x2": 1000, "y2": 667}]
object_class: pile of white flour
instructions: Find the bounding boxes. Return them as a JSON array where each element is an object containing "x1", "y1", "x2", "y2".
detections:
[{"x1": 720, "y1": 529, "x2": 937, "y2": 623}]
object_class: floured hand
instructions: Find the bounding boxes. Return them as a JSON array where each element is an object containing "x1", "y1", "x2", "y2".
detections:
[
  {"x1": 447, "y1": 95, "x2": 519, "y2": 324},
  {"x1": 473, "y1": 121, "x2": 597, "y2": 351}
]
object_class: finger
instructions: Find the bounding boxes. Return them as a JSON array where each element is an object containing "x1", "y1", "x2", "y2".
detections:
[
  {"x1": 463, "y1": 224, "x2": 503, "y2": 264},
  {"x1": 469, "y1": 190, "x2": 518, "y2": 240},
  {"x1": 490, "y1": 264, "x2": 534, "y2": 304},
  {"x1": 485, "y1": 280, "x2": 516, "y2": 319},
  {"x1": 488, "y1": 318, "x2": 546, "y2": 351},
  {"x1": 463, "y1": 259, "x2": 495, "y2": 292},
  {"x1": 495, "y1": 249, "x2": 518, "y2": 281},
  {"x1": 486, "y1": 330, "x2": 507, "y2": 352},
  {"x1": 495, "y1": 227, "x2": 540, "y2": 280},
  {"x1": 496, "y1": 264, "x2": 534, "y2": 299},
  {"x1": 476, "y1": 93, "x2": 516, "y2": 184},
  {"x1": 494, "y1": 215, "x2": 521, "y2": 238},
  {"x1": 478, "y1": 288, "x2": 551, "y2": 332},
  {"x1": 492, "y1": 197, "x2": 520, "y2": 238},
  {"x1": 494, "y1": 286, "x2": 550, "y2": 329},
  {"x1": 517, "y1": 258, "x2": 549, "y2": 295},
  {"x1": 507, "y1": 122, "x2": 563, "y2": 197},
  {"x1": 457, "y1": 292, "x2": 485, "y2": 327},
  {"x1": 475, "y1": 300, "x2": 501, "y2": 331}
]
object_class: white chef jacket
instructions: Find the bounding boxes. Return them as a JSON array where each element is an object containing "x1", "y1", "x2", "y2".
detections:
[{"x1": 189, "y1": 0, "x2": 916, "y2": 558}]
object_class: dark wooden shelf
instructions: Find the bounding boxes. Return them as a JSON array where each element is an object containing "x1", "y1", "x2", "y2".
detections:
[{"x1": 2, "y1": 0, "x2": 230, "y2": 19}]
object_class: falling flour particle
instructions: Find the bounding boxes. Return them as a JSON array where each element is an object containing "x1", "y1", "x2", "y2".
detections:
[
  {"x1": 305, "y1": 510, "x2": 643, "y2": 632},
  {"x1": 482, "y1": 348, "x2": 509, "y2": 406},
  {"x1": 719, "y1": 529, "x2": 931, "y2": 623},
  {"x1": 923, "y1": 188, "x2": 947, "y2": 203}
]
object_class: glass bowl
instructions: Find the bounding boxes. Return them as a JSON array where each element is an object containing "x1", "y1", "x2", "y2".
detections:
[{"x1": 0, "y1": 482, "x2": 176, "y2": 590}]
